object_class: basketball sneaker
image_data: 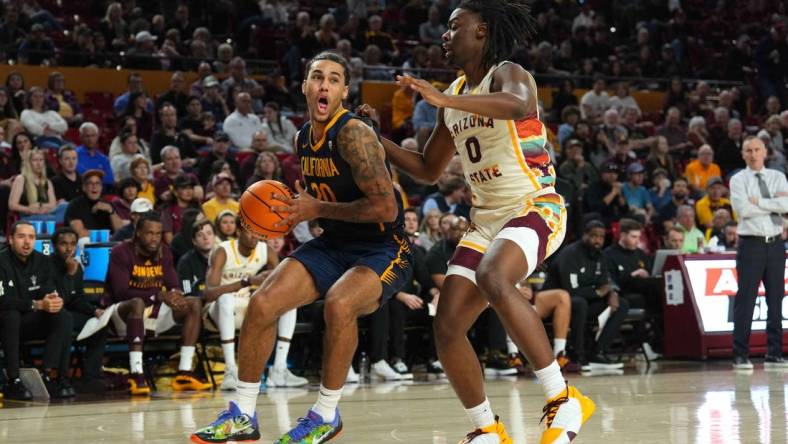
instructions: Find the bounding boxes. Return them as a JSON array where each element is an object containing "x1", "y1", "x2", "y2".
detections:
[
  {"x1": 539, "y1": 385, "x2": 596, "y2": 444},
  {"x1": 128, "y1": 373, "x2": 150, "y2": 396},
  {"x1": 507, "y1": 353, "x2": 527, "y2": 375},
  {"x1": 346, "y1": 366, "x2": 360, "y2": 384},
  {"x1": 391, "y1": 359, "x2": 414, "y2": 380},
  {"x1": 371, "y1": 359, "x2": 403, "y2": 381},
  {"x1": 457, "y1": 416, "x2": 512, "y2": 443},
  {"x1": 484, "y1": 351, "x2": 518, "y2": 377},
  {"x1": 275, "y1": 409, "x2": 342, "y2": 444},
  {"x1": 191, "y1": 401, "x2": 260, "y2": 444},
  {"x1": 267, "y1": 367, "x2": 309, "y2": 387},
  {"x1": 220, "y1": 367, "x2": 238, "y2": 391},
  {"x1": 172, "y1": 372, "x2": 212, "y2": 391}
]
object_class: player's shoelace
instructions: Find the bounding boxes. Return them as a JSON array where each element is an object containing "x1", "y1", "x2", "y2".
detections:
[
  {"x1": 460, "y1": 416, "x2": 501, "y2": 443},
  {"x1": 288, "y1": 412, "x2": 331, "y2": 441},
  {"x1": 540, "y1": 389, "x2": 570, "y2": 427}
]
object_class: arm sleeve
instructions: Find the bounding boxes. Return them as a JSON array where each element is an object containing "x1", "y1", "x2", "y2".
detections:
[{"x1": 730, "y1": 174, "x2": 770, "y2": 218}]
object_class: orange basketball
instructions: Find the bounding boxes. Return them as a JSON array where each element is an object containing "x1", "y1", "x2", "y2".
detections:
[{"x1": 239, "y1": 180, "x2": 294, "y2": 239}]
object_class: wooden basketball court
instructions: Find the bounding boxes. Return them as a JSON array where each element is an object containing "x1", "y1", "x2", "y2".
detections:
[{"x1": 1, "y1": 362, "x2": 785, "y2": 443}]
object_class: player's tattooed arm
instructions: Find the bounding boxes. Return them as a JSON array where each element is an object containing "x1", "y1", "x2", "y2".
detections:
[{"x1": 311, "y1": 119, "x2": 398, "y2": 223}]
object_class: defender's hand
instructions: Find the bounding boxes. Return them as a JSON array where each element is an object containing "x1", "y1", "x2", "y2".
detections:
[
  {"x1": 355, "y1": 104, "x2": 380, "y2": 127},
  {"x1": 396, "y1": 75, "x2": 449, "y2": 108},
  {"x1": 272, "y1": 181, "x2": 321, "y2": 228}
]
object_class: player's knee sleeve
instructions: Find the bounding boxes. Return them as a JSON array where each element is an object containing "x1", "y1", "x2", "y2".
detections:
[
  {"x1": 217, "y1": 293, "x2": 236, "y2": 341},
  {"x1": 277, "y1": 308, "x2": 297, "y2": 339}
]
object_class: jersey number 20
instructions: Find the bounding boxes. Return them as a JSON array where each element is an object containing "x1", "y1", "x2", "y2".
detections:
[
  {"x1": 311, "y1": 182, "x2": 337, "y2": 202},
  {"x1": 465, "y1": 137, "x2": 482, "y2": 163}
]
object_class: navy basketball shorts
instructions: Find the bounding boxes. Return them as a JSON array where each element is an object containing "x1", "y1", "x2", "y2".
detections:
[{"x1": 290, "y1": 232, "x2": 413, "y2": 303}]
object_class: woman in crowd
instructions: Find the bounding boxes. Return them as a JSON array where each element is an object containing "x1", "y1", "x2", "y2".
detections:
[
  {"x1": 214, "y1": 209, "x2": 237, "y2": 242},
  {"x1": 161, "y1": 175, "x2": 201, "y2": 244},
  {"x1": 44, "y1": 72, "x2": 83, "y2": 127},
  {"x1": 130, "y1": 156, "x2": 155, "y2": 205},
  {"x1": 111, "y1": 130, "x2": 142, "y2": 181},
  {"x1": 262, "y1": 102, "x2": 297, "y2": 152},
  {"x1": 110, "y1": 178, "x2": 140, "y2": 223},
  {"x1": 418, "y1": 208, "x2": 442, "y2": 251},
  {"x1": 8, "y1": 148, "x2": 61, "y2": 221},
  {"x1": 122, "y1": 91, "x2": 154, "y2": 142},
  {"x1": 20, "y1": 87, "x2": 67, "y2": 150},
  {"x1": 245, "y1": 151, "x2": 282, "y2": 187},
  {"x1": 109, "y1": 115, "x2": 151, "y2": 160},
  {"x1": 5, "y1": 72, "x2": 26, "y2": 114},
  {"x1": 645, "y1": 135, "x2": 678, "y2": 181},
  {"x1": 0, "y1": 86, "x2": 20, "y2": 138}
]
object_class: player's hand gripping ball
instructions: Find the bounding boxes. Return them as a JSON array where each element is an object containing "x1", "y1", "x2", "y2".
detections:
[{"x1": 239, "y1": 180, "x2": 294, "y2": 240}]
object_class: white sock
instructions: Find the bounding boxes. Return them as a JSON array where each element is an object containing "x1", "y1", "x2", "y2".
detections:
[
  {"x1": 505, "y1": 336, "x2": 518, "y2": 355},
  {"x1": 179, "y1": 346, "x2": 195, "y2": 371},
  {"x1": 312, "y1": 384, "x2": 342, "y2": 422},
  {"x1": 129, "y1": 351, "x2": 143, "y2": 374},
  {"x1": 236, "y1": 379, "x2": 260, "y2": 416},
  {"x1": 274, "y1": 340, "x2": 291, "y2": 370},
  {"x1": 222, "y1": 342, "x2": 236, "y2": 370},
  {"x1": 465, "y1": 397, "x2": 496, "y2": 429},
  {"x1": 553, "y1": 338, "x2": 567, "y2": 357},
  {"x1": 534, "y1": 360, "x2": 565, "y2": 400}
]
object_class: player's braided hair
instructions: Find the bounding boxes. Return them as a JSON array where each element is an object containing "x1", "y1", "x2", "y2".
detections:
[{"x1": 457, "y1": 0, "x2": 536, "y2": 68}]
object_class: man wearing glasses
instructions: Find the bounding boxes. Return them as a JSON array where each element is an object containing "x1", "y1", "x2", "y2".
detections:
[{"x1": 64, "y1": 169, "x2": 124, "y2": 246}]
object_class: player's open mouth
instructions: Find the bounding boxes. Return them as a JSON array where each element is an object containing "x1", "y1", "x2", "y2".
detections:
[{"x1": 317, "y1": 97, "x2": 328, "y2": 113}]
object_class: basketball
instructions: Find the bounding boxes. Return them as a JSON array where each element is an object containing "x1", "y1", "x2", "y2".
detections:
[{"x1": 239, "y1": 180, "x2": 294, "y2": 239}]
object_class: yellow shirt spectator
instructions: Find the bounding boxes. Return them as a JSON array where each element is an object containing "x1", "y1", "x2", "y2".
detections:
[
  {"x1": 391, "y1": 87, "x2": 414, "y2": 130},
  {"x1": 202, "y1": 197, "x2": 239, "y2": 223}
]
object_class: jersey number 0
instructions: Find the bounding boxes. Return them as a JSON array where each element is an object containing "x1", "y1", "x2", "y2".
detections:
[{"x1": 465, "y1": 136, "x2": 482, "y2": 163}]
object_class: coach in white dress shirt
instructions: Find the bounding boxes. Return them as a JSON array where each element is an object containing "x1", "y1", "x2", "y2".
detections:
[{"x1": 729, "y1": 136, "x2": 788, "y2": 370}]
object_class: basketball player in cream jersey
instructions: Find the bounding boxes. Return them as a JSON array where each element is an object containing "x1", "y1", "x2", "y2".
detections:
[
  {"x1": 358, "y1": 2, "x2": 595, "y2": 443},
  {"x1": 204, "y1": 219, "x2": 307, "y2": 390}
]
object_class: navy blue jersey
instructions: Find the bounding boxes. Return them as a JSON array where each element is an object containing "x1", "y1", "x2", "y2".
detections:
[{"x1": 296, "y1": 109, "x2": 405, "y2": 241}]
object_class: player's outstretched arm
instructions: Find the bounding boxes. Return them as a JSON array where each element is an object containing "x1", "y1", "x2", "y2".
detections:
[
  {"x1": 396, "y1": 63, "x2": 536, "y2": 121},
  {"x1": 357, "y1": 104, "x2": 455, "y2": 184}
]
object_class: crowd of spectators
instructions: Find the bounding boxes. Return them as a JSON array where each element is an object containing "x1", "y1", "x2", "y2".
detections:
[{"x1": 0, "y1": 0, "x2": 787, "y2": 398}]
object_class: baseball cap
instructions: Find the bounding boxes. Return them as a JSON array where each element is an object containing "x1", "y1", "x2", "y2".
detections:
[
  {"x1": 130, "y1": 198, "x2": 153, "y2": 214},
  {"x1": 601, "y1": 162, "x2": 620, "y2": 174},
  {"x1": 214, "y1": 131, "x2": 230, "y2": 142},
  {"x1": 652, "y1": 167, "x2": 668, "y2": 178},
  {"x1": 173, "y1": 175, "x2": 194, "y2": 189},
  {"x1": 212, "y1": 172, "x2": 234, "y2": 187},
  {"x1": 706, "y1": 176, "x2": 724, "y2": 188},
  {"x1": 627, "y1": 162, "x2": 645, "y2": 174},
  {"x1": 565, "y1": 138, "x2": 583, "y2": 148},
  {"x1": 81, "y1": 169, "x2": 105, "y2": 182},
  {"x1": 135, "y1": 31, "x2": 157, "y2": 43},
  {"x1": 203, "y1": 75, "x2": 219, "y2": 88}
]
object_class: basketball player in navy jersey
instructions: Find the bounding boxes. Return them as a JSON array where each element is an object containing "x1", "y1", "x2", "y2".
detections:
[{"x1": 192, "y1": 51, "x2": 412, "y2": 444}]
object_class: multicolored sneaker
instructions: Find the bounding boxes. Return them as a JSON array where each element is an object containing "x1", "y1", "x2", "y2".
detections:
[
  {"x1": 507, "y1": 353, "x2": 527, "y2": 375},
  {"x1": 275, "y1": 409, "x2": 342, "y2": 444},
  {"x1": 191, "y1": 401, "x2": 260, "y2": 444},
  {"x1": 128, "y1": 373, "x2": 150, "y2": 396},
  {"x1": 539, "y1": 385, "x2": 596, "y2": 443},
  {"x1": 172, "y1": 372, "x2": 212, "y2": 391},
  {"x1": 457, "y1": 416, "x2": 512, "y2": 443}
]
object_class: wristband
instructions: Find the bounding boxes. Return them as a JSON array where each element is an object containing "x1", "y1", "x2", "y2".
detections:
[{"x1": 241, "y1": 277, "x2": 251, "y2": 288}]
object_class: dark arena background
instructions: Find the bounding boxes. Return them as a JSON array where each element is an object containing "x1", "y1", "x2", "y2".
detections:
[{"x1": 0, "y1": 1, "x2": 787, "y2": 443}]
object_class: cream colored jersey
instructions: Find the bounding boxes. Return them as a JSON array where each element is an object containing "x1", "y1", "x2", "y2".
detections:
[
  {"x1": 444, "y1": 62, "x2": 558, "y2": 210},
  {"x1": 218, "y1": 239, "x2": 267, "y2": 284}
]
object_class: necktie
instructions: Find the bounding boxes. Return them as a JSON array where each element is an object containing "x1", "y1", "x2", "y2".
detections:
[{"x1": 755, "y1": 172, "x2": 783, "y2": 227}]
